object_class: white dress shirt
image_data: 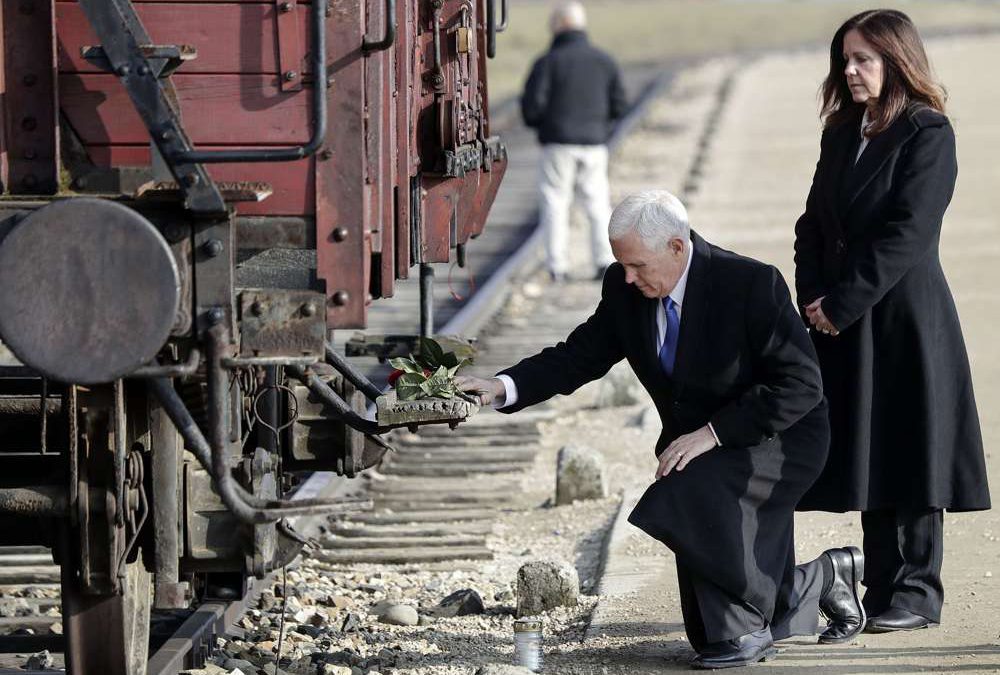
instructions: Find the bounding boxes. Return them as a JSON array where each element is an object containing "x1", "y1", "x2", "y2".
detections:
[{"x1": 494, "y1": 239, "x2": 720, "y2": 447}]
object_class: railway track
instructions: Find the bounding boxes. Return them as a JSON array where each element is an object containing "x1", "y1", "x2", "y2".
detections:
[{"x1": 0, "y1": 66, "x2": 675, "y2": 675}]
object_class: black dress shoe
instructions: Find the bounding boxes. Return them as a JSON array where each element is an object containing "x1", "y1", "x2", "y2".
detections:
[
  {"x1": 690, "y1": 626, "x2": 778, "y2": 669},
  {"x1": 865, "y1": 607, "x2": 938, "y2": 633},
  {"x1": 817, "y1": 546, "x2": 866, "y2": 644}
]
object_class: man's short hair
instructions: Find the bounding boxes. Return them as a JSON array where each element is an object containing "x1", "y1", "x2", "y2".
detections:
[
  {"x1": 550, "y1": 2, "x2": 586, "y2": 33},
  {"x1": 608, "y1": 190, "x2": 690, "y2": 251}
]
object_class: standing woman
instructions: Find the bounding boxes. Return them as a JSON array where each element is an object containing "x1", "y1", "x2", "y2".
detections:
[{"x1": 794, "y1": 10, "x2": 990, "y2": 632}]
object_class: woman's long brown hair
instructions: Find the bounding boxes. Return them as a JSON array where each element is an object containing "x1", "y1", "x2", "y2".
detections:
[{"x1": 821, "y1": 9, "x2": 947, "y2": 136}]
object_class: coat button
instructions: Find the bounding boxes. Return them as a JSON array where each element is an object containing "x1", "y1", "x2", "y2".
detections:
[{"x1": 836, "y1": 238, "x2": 845, "y2": 252}]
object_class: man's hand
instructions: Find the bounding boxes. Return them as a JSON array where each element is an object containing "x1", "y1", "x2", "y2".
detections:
[
  {"x1": 454, "y1": 375, "x2": 506, "y2": 407},
  {"x1": 656, "y1": 425, "x2": 718, "y2": 479},
  {"x1": 805, "y1": 297, "x2": 839, "y2": 336}
]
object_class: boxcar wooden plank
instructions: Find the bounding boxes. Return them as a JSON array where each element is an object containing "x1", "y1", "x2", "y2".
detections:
[
  {"x1": 60, "y1": 73, "x2": 311, "y2": 145},
  {"x1": 57, "y1": 2, "x2": 311, "y2": 74}
]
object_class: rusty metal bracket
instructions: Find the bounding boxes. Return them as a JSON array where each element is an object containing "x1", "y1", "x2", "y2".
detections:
[
  {"x1": 238, "y1": 290, "x2": 325, "y2": 359},
  {"x1": 76, "y1": 0, "x2": 225, "y2": 212},
  {"x1": 274, "y1": 0, "x2": 304, "y2": 92}
]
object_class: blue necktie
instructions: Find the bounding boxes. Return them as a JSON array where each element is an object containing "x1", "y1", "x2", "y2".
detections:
[{"x1": 659, "y1": 297, "x2": 679, "y2": 376}]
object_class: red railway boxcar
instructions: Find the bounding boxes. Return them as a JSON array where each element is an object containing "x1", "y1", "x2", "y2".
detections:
[{"x1": 0, "y1": 1, "x2": 507, "y2": 672}]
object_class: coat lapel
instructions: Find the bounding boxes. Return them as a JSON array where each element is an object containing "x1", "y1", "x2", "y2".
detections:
[
  {"x1": 638, "y1": 287, "x2": 660, "y2": 378},
  {"x1": 670, "y1": 232, "x2": 711, "y2": 394},
  {"x1": 823, "y1": 116, "x2": 861, "y2": 227},
  {"x1": 843, "y1": 112, "x2": 919, "y2": 211}
]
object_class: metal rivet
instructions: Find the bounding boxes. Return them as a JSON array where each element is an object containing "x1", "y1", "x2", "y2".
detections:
[
  {"x1": 160, "y1": 129, "x2": 175, "y2": 142},
  {"x1": 332, "y1": 291, "x2": 350, "y2": 307},
  {"x1": 164, "y1": 224, "x2": 186, "y2": 242},
  {"x1": 202, "y1": 239, "x2": 223, "y2": 258},
  {"x1": 319, "y1": 149, "x2": 334, "y2": 161},
  {"x1": 284, "y1": 71, "x2": 298, "y2": 82},
  {"x1": 116, "y1": 65, "x2": 131, "y2": 77},
  {"x1": 21, "y1": 117, "x2": 37, "y2": 132},
  {"x1": 182, "y1": 173, "x2": 200, "y2": 187},
  {"x1": 280, "y1": 1, "x2": 294, "y2": 11},
  {"x1": 138, "y1": 65, "x2": 150, "y2": 76},
  {"x1": 22, "y1": 74, "x2": 37, "y2": 87},
  {"x1": 332, "y1": 227, "x2": 348, "y2": 242},
  {"x1": 301, "y1": 303, "x2": 317, "y2": 317},
  {"x1": 207, "y1": 308, "x2": 225, "y2": 325},
  {"x1": 250, "y1": 301, "x2": 265, "y2": 317}
]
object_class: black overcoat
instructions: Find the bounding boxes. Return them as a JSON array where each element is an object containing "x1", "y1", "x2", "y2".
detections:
[
  {"x1": 501, "y1": 234, "x2": 831, "y2": 625},
  {"x1": 793, "y1": 105, "x2": 990, "y2": 512}
]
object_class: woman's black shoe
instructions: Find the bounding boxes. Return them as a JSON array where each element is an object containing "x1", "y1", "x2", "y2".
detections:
[{"x1": 865, "y1": 607, "x2": 938, "y2": 633}]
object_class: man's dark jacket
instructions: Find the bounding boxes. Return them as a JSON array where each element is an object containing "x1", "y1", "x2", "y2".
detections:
[
  {"x1": 499, "y1": 233, "x2": 831, "y2": 628},
  {"x1": 520, "y1": 30, "x2": 626, "y2": 145}
]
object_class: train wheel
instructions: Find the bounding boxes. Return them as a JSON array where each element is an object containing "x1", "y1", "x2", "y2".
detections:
[{"x1": 62, "y1": 552, "x2": 152, "y2": 675}]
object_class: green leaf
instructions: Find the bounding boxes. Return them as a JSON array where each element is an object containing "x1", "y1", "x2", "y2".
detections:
[
  {"x1": 389, "y1": 356, "x2": 424, "y2": 374},
  {"x1": 419, "y1": 337, "x2": 447, "y2": 369}
]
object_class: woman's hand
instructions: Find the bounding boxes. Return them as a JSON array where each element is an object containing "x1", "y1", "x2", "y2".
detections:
[
  {"x1": 805, "y1": 297, "x2": 840, "y2": 336},
  {"x1": 655, "y1": 425, "x2": 718, "y2": 479}
]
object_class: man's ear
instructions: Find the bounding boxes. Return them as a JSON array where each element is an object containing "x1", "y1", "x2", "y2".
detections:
[{"x1": 669, "y1": 237, "x2": 685, "y2": 256}]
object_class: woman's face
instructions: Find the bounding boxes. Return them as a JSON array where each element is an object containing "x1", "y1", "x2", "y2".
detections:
[{"x1": 843, "y1": 28, "x2": 884, "y2": 107}]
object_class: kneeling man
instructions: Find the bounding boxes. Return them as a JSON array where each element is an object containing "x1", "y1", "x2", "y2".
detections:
[{"x1": 457, "y1": 190, "x2": 865, "y2": 668}]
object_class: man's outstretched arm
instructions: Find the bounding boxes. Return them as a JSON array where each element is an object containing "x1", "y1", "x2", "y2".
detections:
[{"x1": 456, "y1": 269, "x2": 626, "y2": 412}]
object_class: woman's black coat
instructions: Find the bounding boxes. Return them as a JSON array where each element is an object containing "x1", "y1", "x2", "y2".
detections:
[{"x1": 794, "y1": 105, "x2": 990, "y2": 512}]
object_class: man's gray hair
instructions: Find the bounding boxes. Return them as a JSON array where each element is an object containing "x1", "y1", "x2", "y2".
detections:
[
  {"x1": 550, "y1": 2, "x2": 586, "y2": 33},
  {"x1": 608, "y1": 190, "x2": 690, "y2": 251}
]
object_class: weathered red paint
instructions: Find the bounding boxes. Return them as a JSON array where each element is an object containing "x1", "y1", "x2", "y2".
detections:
[
  {"x1": 3, "y1": 0, "x2": 59, "y2": 195},
  {"x1": 56, "y1": 2, "x2": 311, "y2": 75},
  {"x1": 317, "y1": 0, "x2": 370, "y2": 328},
  {"x1": 60, "y1": 74, "x2": 311, "y2": 145}
]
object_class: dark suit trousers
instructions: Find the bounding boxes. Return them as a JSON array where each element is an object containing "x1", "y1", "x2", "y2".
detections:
[
  {"x1": 677, "y1": 557, "x2": 824, "y2": 650},
  {"x1": 861, "y1": 509, "x2": 944, "y2": 622}
]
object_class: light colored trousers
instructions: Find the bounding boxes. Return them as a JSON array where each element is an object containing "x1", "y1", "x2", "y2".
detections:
[{"x1": 538, "y1": 143, "x2": 615, "y2": 276}]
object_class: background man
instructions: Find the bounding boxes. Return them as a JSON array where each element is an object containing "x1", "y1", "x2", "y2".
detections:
[
  {"x1": 457, "y1": 190, "x2": 865, "y2": 668},
  {"x1": 521, "y1": 1, "x2": 626, "y2": 282}
]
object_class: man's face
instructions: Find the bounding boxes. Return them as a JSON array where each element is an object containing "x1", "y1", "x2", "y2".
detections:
[{"x1": 611, "y1": 232, "x2": 688, "y2": 299}]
